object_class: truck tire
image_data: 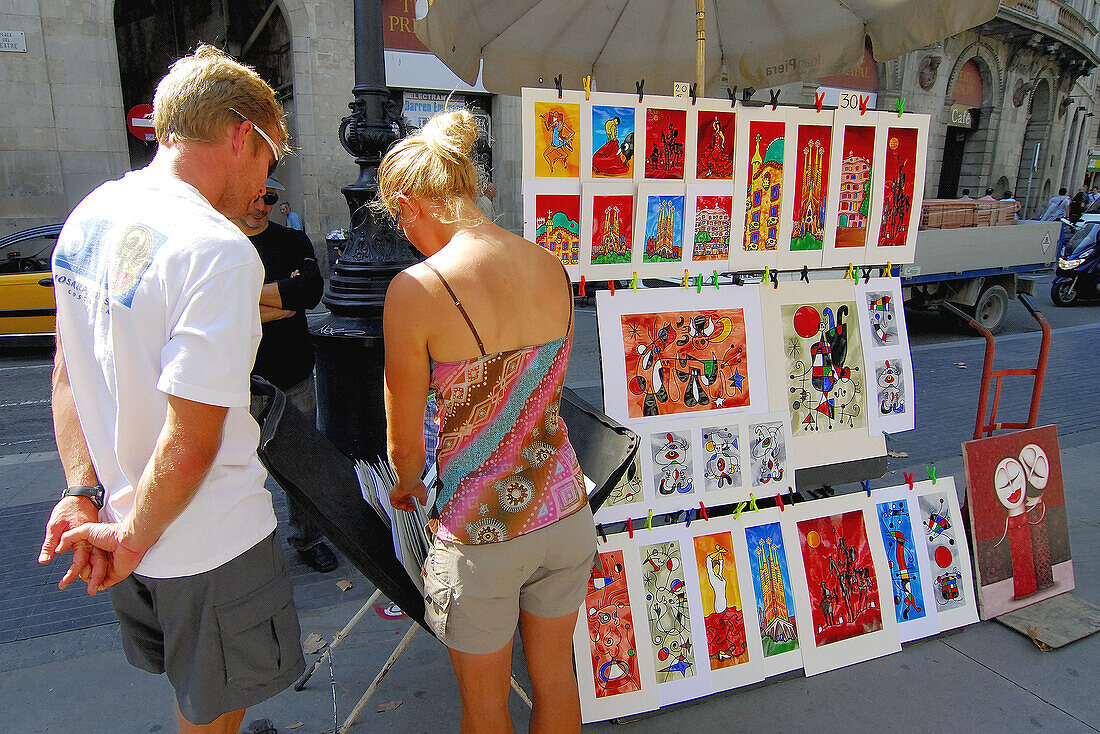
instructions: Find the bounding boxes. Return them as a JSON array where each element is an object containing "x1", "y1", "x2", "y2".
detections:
[
  {"x1": 970, "y1": 284, "x2": 1010, "y2": 333},
  {"x1": 1051, "y1": 279, "x2": 1079, "y2": 307}
]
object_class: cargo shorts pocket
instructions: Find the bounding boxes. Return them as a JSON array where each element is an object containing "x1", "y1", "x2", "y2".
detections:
[
  {"x1": 215, "y1": 574, "x2": 299, "y2": 690},
  {"x1": 423, "y1": 543, "x2": 456, "y2": 639}
]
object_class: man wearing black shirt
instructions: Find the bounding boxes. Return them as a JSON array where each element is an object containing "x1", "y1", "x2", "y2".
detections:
[{"x1": 234, "y1": 185, "x2": 337, "y2": 573}]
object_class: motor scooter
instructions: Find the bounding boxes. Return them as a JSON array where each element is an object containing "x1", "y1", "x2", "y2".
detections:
[{"x1": 1051, "y1": 219, "x2": 1100, "y2": 306}]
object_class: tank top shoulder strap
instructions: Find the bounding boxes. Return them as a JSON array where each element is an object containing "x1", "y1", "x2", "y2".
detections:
[{"x1": 423, "y1": 261, "x2": 486, "y2": 356}]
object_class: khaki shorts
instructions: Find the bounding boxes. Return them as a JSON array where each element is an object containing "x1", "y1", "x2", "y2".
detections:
[{"x1": 423, "y1": 502, "x2": 598, "y2": 654}]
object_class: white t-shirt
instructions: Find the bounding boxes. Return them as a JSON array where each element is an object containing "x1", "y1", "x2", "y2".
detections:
[{"x1": 52, "y1": 167, "x2": 274, "y2": 578}]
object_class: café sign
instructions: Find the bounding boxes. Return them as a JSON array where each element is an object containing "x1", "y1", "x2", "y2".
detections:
[{"x1": 948, "y1": 104, "x2": 974, "y2": 128}]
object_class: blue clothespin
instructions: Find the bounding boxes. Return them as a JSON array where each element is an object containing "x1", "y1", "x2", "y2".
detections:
[
  {"x1": 685, "y1": 508, "x2": 694, "y2": 528},
  {"x1": 861, "y1": 479, "x2": 872, "y2": 497}
]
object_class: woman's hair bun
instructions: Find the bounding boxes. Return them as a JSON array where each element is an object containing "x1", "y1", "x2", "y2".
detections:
[{"x1": 421, "y1": 108, "x2": 479, "y2": 157}]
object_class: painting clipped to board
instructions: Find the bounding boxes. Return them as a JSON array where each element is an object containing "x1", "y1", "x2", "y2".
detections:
[
  {"x1": 583, "y1": 93, "x2": 638, "y2": 181},
  {"x1": 641, "y1": 99, "x2": 690, "y2": 181},
  {"x1": 740, "y1": 114, "x2": 786, "y2": 266},
  {"x1": 521, "y1": 88, "x2": 582, "y2": 180},
  {"x1": 579, "y1": 182, "x2": 636, "y2": 281},
  {"x1": 854, "y1": 277, "x2": 916, "y2": 434},
  {"x1": 522, "y1": 180, "x2": 581, "y2": 280},
  {"x1": 780, "y1": 109, "x2": 833, "y2": 270},
  {"x1": 690, "y1": 519, "x2": 766, "y2": 692},
  {"x1": 692, "y1": 106, "x2": 736, "y2": 181},
  {"x1": 743, "y1": 508, "x2": 803, "y2": 676},
  {"x1": 762, "y1": 279, "x2": 885, "y2": 469},
  {"x1": 871, "y1": 114, "x2": 929, "y2": 264},
  {"x1": 634, "y1": 183, "x2": 687, "y2": 277},
  {"x1": 685, "y1": 185, "x2": 734, "y2": 267},
  {"x1": 913, "y1": 477, "x2": 980, "y2": 631},
  {"x1": 874, "y1": 486, "x2": 940, "y2": 643},
  {"x1": 782, "y1": 492, "x2": 900, "y2": 676},
  {"x1": 822, "y1": 113, "x2": 882, "y2": 268},
  {"x1": 596, "y1": 287, "x2": 768, "y2": 426},
  {"x1": 573, "y1": 535, "x2": 659, "y2": 723},
  {"x1": 962, "y1": 425, "x2": 1075, "y2": 619}
]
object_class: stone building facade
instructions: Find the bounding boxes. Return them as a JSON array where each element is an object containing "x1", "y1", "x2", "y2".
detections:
[{"x1": 3, "y1": 1, "x2": 1100, "y2": 258}]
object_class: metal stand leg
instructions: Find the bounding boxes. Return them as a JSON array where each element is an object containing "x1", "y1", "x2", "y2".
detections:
[{"x1": 295, "y1": 588, "x2": 383, "y2": 691}]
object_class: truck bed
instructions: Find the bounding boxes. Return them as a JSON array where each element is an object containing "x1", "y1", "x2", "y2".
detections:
[{"x1": 901, "y1": 221, "x2": 1058, "y2": 283}]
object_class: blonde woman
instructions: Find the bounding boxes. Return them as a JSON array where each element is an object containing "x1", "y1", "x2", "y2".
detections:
[{"x1": 377, "y1": 109, "x2": 596, "y2": 734}]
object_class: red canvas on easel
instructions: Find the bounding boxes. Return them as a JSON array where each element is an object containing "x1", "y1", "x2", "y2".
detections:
[{"x1": 962, "y1": 425, "x2": 1075, "y2": 619}]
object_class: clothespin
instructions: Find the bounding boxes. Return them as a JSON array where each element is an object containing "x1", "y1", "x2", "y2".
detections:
[
  {"x1": 763, "y1": 265, "x2": 770, "y2": 283},
  {"x1": 904, "y1": 471, "x2": 914, "y2": 491},
  {"x1": 626, "y1": 517, "x2": 634, "y2": 538},
  {"x1": 712, "y1": 270, "x2": 720, "y2": 290},
  {"x1": 749, "y1": 493, "x2": 759, "y2": 512},
  {"x1": 861, "y1": 479, "x2": 872, "y2": 497},
  {"x1": 882, "y1": 430, "x2": 893, "y2": 444},
  {"x1": 775, "y1": 492, "x2": 785, "y2": 512},
  {"x1": 696, "y1": 274, "x2": 703, "y2": 293},
  {"x1": 859, "y1": 94, "x2": 869, "y2": 115},
  {"x1": 882, "y1": 261, "x2": 892, "y2": 278},
  {"x1": 815, "y1": 90, "x2": 825, "y2": 113},
  {"x1": 578, "y1": 275, "x2": 586, "y2": 297},
  {"x1": 787, "y1": 485, "x2": 797, "y2": 506},
  {"x1": 689, "y1": 83, "x2": 698, "y2": 106},
  {"x1": 682, "y1": 269, "x2": 690, "y2": 288},
  {"x1": 608, "y1": 279, "x2": 615, "y2": 295},
  {"x1": 645, "y1": 509, "x2": 653, "y2": 530},
  {"x1": 926, "y1": 466, "x2": 937, "y2": 485},
  {"x1": 800, "y1": 265, "x2": 810, "y2": 283},
  {"x1": 743, "y1": 86, "x2": 755, "y2": 103},
  {"x1": 554, "y1": 74, "x2": 563, "y2": 99},
  {"x1": 844, "y1": 262, "x2": 856, "y2": 281},
  {"x1": 727, "y1": 87, "x2": 738, "y2": 108},
  {"x1": 862, "y1": 266, "x2": 872, "y2": 284},
  {"x1": 698, "y1": 501, "x2": 709, "y2": 521},
  {"x1": 896, "y1": 97, "x2": 906, "y2": 117},
  {"x1": 631, "y1": 272, "x2": 638, "y2": 291},
  {"x1": 734, "y1": 501, "x2": 747, "y2": 519},
  {"x1": 685, "y1": 508, "x2": 694, "y2": 528},
  {"x1": 770, "y1": 269, "x2": 779, "y2": 289},
  {"x1": 582, "y1": 75, "x2": 592, "y2": 101},
  {"x1": 597, "y1": 523, "x2": 607, "y2": 544},
  {"x1": 769, "y1": 89, "x2": 781, "y2": 111},
  {"x1": 636, "y1": 79, "x2": 645, "y2": 103}
]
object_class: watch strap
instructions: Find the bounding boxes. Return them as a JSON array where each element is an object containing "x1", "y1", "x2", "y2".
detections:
[{"x1": 62, "y1": 484, "x2": 105, "y2": 510}]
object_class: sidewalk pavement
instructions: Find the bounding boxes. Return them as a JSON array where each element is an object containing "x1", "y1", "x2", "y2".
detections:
[{"x1": 1, "y1": 307, "x2": 1097, "y2": 733}]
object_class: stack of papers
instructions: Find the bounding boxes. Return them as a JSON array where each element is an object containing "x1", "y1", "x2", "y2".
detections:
[{"x1": 354, "y1": 458, "x2": 434, "y2": 593}]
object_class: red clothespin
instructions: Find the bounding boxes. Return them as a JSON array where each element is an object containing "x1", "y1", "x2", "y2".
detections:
[
  {"x1": 626, "y1": 517, "x2": 633, "y2": 538},
  {"x1": 685, "y1": 508, "x2": 694, "y2": 528},
  {"x1": 608, "y1": 279, "x2": 615, "y2": 295},
  {"x1": 927, "y1": 466, "x2": 937, "y2": 485},
  {"x1": 815, "y1": 90, "x2": 825, "y2": 112},
  {"x1": 775, "y1": 493, "x2": 785, "y2": 512},
  {"x1": 859, "y1": 94, "x2": 869, "y2": 115},
  {"x1": 645, "y1": 509, "x2": 653, "y2": 530},
  {"x1": 578, "y1": 275, "x2": 586, "y2": 297},
  {"x1": 631, "y1": 272, "x2": 638, "y2": 291},
  {"x1": 861, "y1": 479, "x2": 872, "y2": 497},
  {"x1": 597, "y1": 523, "x2": 607, "y2": 543},
  {"x1": 904, "y1": 471, "x2": 914, "y2": 491},
  {"x1": 698, "y1": 501, "x2": 709, "y2": 521},
  {"x1": 582, "y1": 75, "x2": 592, "y2": 101}
]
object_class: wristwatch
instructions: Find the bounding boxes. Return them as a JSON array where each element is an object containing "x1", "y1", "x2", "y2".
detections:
[{"x1": 61, "y1": 484, "x2": 105, "y2": 510}]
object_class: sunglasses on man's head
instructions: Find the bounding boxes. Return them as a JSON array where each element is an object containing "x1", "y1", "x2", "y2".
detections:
[
  {"x1": 229, "y1": 107, "x2": 281, "y2": 177},
  {"x1": 261, "y1": 192, "x2": 279, "y2": 206}
]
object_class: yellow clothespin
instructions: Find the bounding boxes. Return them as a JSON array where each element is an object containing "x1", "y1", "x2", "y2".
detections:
[
  {"x1": 749, "y1": 493, "x2": 759, "y2": 512},
  {"x1": 645, "y1": 509, "x2": 653, "y2": 530},
  {"x1": 682, "y1": 269, "x2": 690, "y2": 288},
  {"x1": 582, "y1": 75, "x2": 592, "y2": 101},
  {"x1": 631, "y1": 271, "x2": 638, "y2": 291},
  {"x1": 845, "y1": 262, "x2": 856, "y2": 281},
  {"x1": 764, "y1": 265, "x2": 770, "y2": 284},
  {"x1": 885, "y1": 261, "x2": 893, "y2": 278}
]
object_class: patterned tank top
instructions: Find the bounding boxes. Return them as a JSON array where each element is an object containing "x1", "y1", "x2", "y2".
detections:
[{"x1": 425, "y1": 261, "x2": 587, "y2": 545}]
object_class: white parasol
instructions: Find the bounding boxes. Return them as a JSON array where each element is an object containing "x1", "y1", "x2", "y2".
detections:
[{"x1": 416, "y1": 0, "x2": 1003, "y2": 96}]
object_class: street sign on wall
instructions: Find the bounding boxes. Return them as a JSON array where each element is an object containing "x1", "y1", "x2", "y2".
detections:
[{"x1": 126, "y1": 104, "x2": 155, "y2": 141}]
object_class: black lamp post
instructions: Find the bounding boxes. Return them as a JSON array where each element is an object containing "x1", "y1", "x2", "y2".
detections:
[{"x1": 312, "y1": 0, "x2": 416, "y2": 460}]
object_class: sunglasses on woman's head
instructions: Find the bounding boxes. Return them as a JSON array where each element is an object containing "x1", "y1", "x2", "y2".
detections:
[{"x1": 261, "y1": 192, "x2": 279, "y2": 206}]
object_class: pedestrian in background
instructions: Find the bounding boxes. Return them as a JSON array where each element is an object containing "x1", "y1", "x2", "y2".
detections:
[
  {"x1": 279, "y1": 200, "x2": 304, "y2": 230},
  {"x1": 233, "y1": 180, "x2": 337, "y2": 574},
  {"x1": 979, "y1": 188, "x2": 996, "y2": 200},
  {"x1": 1040, "y1": 187, "x2": 1071, "y2": 221},
  {"x1": 39, "y1": 45, "x2": 304, "y2": 733},
  {"x1": 958, "y1": 188, "x2": 972, "y2": 199}
]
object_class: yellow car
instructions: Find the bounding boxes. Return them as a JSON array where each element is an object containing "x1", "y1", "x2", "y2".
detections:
[{"x1": 0, "y1": 224, "x2": 61, "y2": 342}]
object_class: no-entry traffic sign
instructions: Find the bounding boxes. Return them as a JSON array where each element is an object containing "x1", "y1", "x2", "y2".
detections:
[{"x1": 126, "y1": 104, "x2": 155, "y2": 142}]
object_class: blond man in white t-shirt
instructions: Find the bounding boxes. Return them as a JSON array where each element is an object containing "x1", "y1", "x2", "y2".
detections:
[{"x1": 38, "y1": 45, "x2": 304, "y2": 734}]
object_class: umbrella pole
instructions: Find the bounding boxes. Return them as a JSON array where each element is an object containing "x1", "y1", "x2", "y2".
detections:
[{"x1": 696, "y1": 0, "x2": 705, "y2": 97}]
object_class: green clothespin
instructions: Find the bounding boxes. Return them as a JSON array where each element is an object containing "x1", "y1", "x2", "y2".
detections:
[
  {"x1": 927, "y1": 466, "x2": 937, "y2": 484},
  {"x1": 696, "y1": 274, "x2": 703, "y2": 293},
  {"x1": 631, "y1": 271, "x2": 638, "y2": 291},
  {"x1": 712, "y1": 270, "x2": 720, "y2": 290},
  {"x1": 646, "y1": 508, "x2": 653, "y2": 530}
]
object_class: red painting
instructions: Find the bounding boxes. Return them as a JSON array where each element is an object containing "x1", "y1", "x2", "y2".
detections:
[
  {"x1": 644, "y1": 107, "x2": 687, "y2": 179},
  {"x1": 796, "y1": 510, "x2": 883, "y2": 647},
  {"x1": 743, "y1": 120, "x2": 785, "y2": 252},
  {"x1": 621, "y1": 308, "x2": 749, "y2": 418},
  {"x1": 590, "y1": 194, "x2": 634, "y2": 266},
  {"x1": 834, "y1": 125, "x2": 876, "y2": 248},
  {"x1": 878, "y1": 127, "x2": 918, "y2": 247},
  {"x1": 696, "y1": 110, "x2": 735, "y2": 180},
  {"x1": 534, "y1": 193, "x2": 580, "y2": 266},
  {"x1": 790, "y1": 124, "x2": 832, "y2": 252},
  {"x1": 692, "y1": 195, "x2": 733, "y2": 261},
  {"x1": 585, "y1": 550, "x2": 642, "y2": 698},
  {"x1": 962, "y1": 425, "x2": 1073, "y2": 618}
]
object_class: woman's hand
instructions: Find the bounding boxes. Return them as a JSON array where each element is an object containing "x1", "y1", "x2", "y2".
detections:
[{"x1": 390, "y1": 481, "x2": 428, "y2": 512}]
